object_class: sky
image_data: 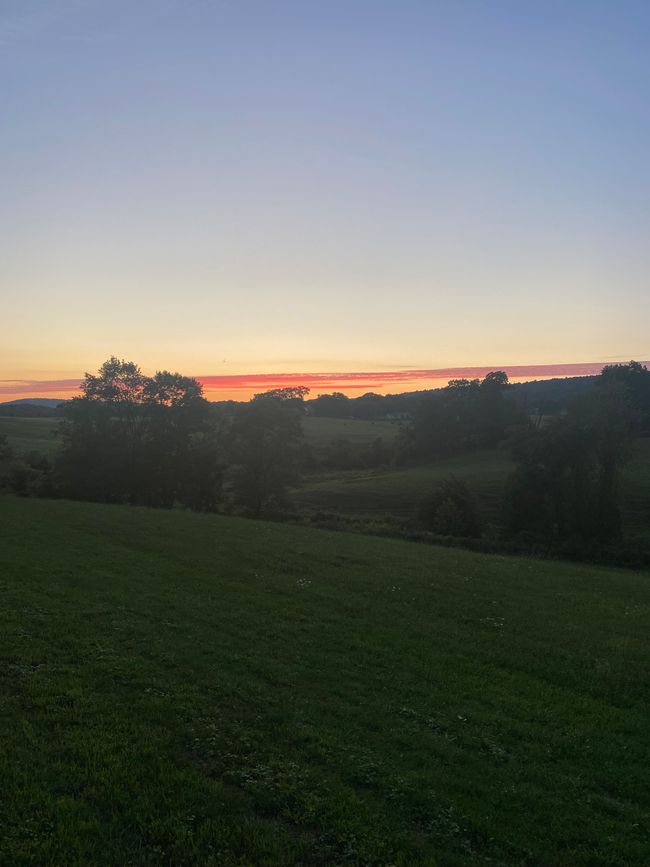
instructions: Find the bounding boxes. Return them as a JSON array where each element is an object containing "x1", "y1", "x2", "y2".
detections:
[{"x1": 1, "y1": 0, "x2": 649, "y2": 400}]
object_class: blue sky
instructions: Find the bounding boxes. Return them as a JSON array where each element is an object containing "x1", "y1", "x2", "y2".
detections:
[{"x1": 1, "y1": 0, "x2": 649, "y2": 397}]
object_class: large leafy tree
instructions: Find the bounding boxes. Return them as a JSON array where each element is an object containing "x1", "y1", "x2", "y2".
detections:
[
  {"x1": 58, "y1": 358, "x2": 214, "y2": 507},
  {"x1": 400, "y1": 371, "x2": 523, "y2": 461},
  {"x1": 598, "y1": 361, "x2": 650, "y2": 434},
  {"x1": 504, "y1": 382, "x2": 630, "y2": 545},
  {"x1": 225, "y1": 395, "x2": 303, "y2": 517}
]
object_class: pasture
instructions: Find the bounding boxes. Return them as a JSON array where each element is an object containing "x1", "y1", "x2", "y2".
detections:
[
  {"x1": 296, "y1": 448, "x2": 511, "y2": 528},
  {"x1": 0, "y1": 416, "x2": 61, "y2": 455},
  {"x1": 2, "y1": 413, "x2": 648, "y2": 543},
  {"x1": 302, "y1": 416, "x2": 401, "y2": 445},
  {"x1": 1, "y1": 496, "x2": 649, "y2": 865}
]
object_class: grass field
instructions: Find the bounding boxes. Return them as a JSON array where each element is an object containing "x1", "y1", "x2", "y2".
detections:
[
  {"x1": 297, "y1": 440, "x2": 650, "y2": 542},
  {"x1": 0, "y1": 415, "x2": 396, "y2": 458},
  {"x1": 302, "y1": 416, "x2": 401, "y2": 446},
  {"x1": 1, "y1": 496, "x2": 649, "y2": 865},
  {"x1": 296, "y1": 449, "x2": 512, "y2": 528},
  {"x1": 0, "y1": 417, "x2": 61, "y2": 455}
]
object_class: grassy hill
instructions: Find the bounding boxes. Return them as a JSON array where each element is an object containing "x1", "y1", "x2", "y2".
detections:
[
  {"x1": 297, "y1": 439, "x2": 650, "y2": 543},
  {"x1": 296, "y1": 448, "x2": 511, "y2": 527},
  {"x1": 302, "y1": 416, "x2": 401, "y2": 445},
  {"x1": 1, "y1": 496, "x2": 649, "y2": 865},
  {"x1": 2, "y1": 415, "x2": 649, "y2": 543},
  {"x1": 0, "y1": 416, "x2": 61, "y2": 455},
  {"x1": 0, "y1": 415, "x2": 395, "y2": 458}
]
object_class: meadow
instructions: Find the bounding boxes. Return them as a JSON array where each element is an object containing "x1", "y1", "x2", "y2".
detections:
[
  {"x1": 302, "y1": 416, "x2": 401, "y2": 446},
  {"x1": 3, "y1": 414, "x2": 649, "y2": 543},
  {"x1": 296, "y1": 437, "x2": 650, "y2": 544},
  {"x1": 1, "y1": 496, "x2": 649, "y2": 865},
  {"x1": 0, "y1": 416, "x2": 60, "y2": 455},
  {"x1": 296, "y1": 448, "x2": 511, "y2": 528}
]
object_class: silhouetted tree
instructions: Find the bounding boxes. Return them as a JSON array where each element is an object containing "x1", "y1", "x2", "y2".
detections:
[
  {"x1": 400, "y1": 371, "x2": 522, "y2": 461},
  {"x1": 598, "y1": 361, "x2": 650, "y2": 434},
  {"x1": 309, "y1": 392, "x2": 351, "y2": 418},
  {"x1": 58, "y1": 358, "x2": 213, "y2": 507},
  {"x1": 418, "y1": 476, "x2": 481, "y2": 537},
  {"x1": 503, "y1": 383, "x2": 629, "y2": 545},
  {"x1": 254, "y1": 386, "x2": 310, "y2": 408},
  {"x1": 225, "y1": 396, "x2": 303, "y2": 516}
]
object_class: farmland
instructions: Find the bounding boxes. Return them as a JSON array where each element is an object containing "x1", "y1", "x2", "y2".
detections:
[
  {"x1": 295, "y1": 448, "x2": 511, "y2": 528},
  {"x1": 0, "y1": 416, "x2": 61, "y2": 455},
  {"x1": 1, "y1": 496, "x2": 649, "y2": 865},
  {"x1": 2, "y1": 413, "x2": 649, "y2": 543}
]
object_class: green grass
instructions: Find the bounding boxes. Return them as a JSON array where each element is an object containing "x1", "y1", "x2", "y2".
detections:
[
  {"x1": 0, "y1": 415, "x2": 396, "y2": 458},
  {"x1": 296, "y1": 449, "x2": 512, "y2": 527},
  {"x1": 2, "y1": 414, "x2": 648, "y2": 542},
  {"x1": 0, "y1": 417, "x2": 61, "y2": 456},
  {"x1": 1, "y1": 496, "x2": 649, "y2": 865},
  {"x1": 297, "y1": 441, "x2": 650, "y2": 541},
  {"x1": 302, "y1": 416, "x2": 401, "y2": 445}
]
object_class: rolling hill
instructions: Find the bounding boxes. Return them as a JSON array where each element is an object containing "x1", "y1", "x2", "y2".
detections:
[{"x1": 1, "y1": 496, "x2": 648, "y2": 865}]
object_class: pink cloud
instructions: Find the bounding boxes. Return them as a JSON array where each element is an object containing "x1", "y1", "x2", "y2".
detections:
[
  {"x1": 1, "y1": 361, "x2": 646, "y2": 401},
  {"x1": 0, "y1": 378, "x2": 83, "y2": 396}
]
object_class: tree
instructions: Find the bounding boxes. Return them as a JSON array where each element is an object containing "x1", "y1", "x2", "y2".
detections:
[
  {"x1": 57, "y1": 358, "x2": 213, "y2": 507},
  {"x1": 503, "y1": 388, "x2": 629, "y2": 545},
  {"x1": 400, "y1": 371, "x2": 522, "y2": 461},
  {"x1": 598, "y1": 361, "x2": 650, "y2": 434},
  {"x1": 253, "y1": 386, "x2": 310, "y2": 406},
  {"x1": 309, "y1": 392, "x2": 350, "y2": 418},
  {"x1": 225, "y1": 396, "x2": 303, "y2": 516},
  {"x1": 418, "y1": 476, "x2": 481, "y2": 538}
]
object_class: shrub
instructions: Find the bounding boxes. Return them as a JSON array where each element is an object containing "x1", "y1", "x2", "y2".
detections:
[{"x1": 418, "y1": 476, "x2": 481, "y2": 538}]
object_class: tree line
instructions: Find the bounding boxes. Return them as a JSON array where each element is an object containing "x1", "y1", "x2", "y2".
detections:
[
  {"x1": 0, "y1": 358, "x2": 304, "y2": 517},
  {"x1": 1, "y1": 358, "x2": 648, "y2": 561}
]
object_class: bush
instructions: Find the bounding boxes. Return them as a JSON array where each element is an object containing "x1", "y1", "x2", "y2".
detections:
[{"x1": 418, "y1": 476, "x2": 481, "y2": 538}]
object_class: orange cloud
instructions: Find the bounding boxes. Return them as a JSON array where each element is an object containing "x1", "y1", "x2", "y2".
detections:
[{"x1": 2, "y1": 360, "x2": 644, "y2": 403}]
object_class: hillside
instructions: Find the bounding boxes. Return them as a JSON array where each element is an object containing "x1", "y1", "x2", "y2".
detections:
[
  {"x1": 0, "y1": 416, "x2": 61, "y2": 455},
  {"x1": 1, "y1": 497, "x2": 648, "y2": 866},
  {"x1": 296, "y1": 439, "x2": 650, "y2": 544},
  {"x1": 0, "y1": 398, "x2": 64, "y2": 409}
]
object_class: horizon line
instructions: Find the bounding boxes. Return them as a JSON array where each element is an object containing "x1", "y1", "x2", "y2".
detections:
[{"x1": 1, "y1": 359, "x2": 647, "y2": 399}]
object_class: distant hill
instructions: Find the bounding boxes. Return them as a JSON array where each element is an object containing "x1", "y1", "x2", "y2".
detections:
[
  {"x1": 0, "y1": 398, "x2": 64, "y2": 418},
  {"x1": 1, "y1": 376, "x2": 597, "y2": 419},
  {"x1": 1, "y1": 398, "x2": 65, "y2": 408},
  {"x1": 509, "y1": 375, "x2": 596, "y2": 411}
]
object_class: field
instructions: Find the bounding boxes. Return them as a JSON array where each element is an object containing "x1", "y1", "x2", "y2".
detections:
[
  {"x1": 2, "y1": 496, "x2": 649, "y2": 865},
  {"x1": 296, "y1": 449, "x2": 512, "y2": 528},
  {"x1": 298, "y1": 439, "x2": 650, "y2": 542},
  {"x1": 3, "y1": 414, "x2": 649, "y2": 543},
  {"x1": 0, "y1": 416, "x2": 61, "y2": 455},
  {"x1": 302, "y1": 416, "x2": 401, "y2": 446},
  {"x1": 0, "y1": 415, "x2": 396, "y2": 457}
]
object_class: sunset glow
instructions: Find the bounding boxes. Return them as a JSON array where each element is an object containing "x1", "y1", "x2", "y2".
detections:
[
  {"x1": 1, "y1": 2, "x2": 648, "y2": 400},
  {"x1": 3, "y1": 361, "x2": 647, "y2": 403}
]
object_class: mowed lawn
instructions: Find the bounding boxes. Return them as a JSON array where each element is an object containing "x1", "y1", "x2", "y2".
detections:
[{"x1": 1, "y1": 498, "x2": 649, "y2": 866}]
